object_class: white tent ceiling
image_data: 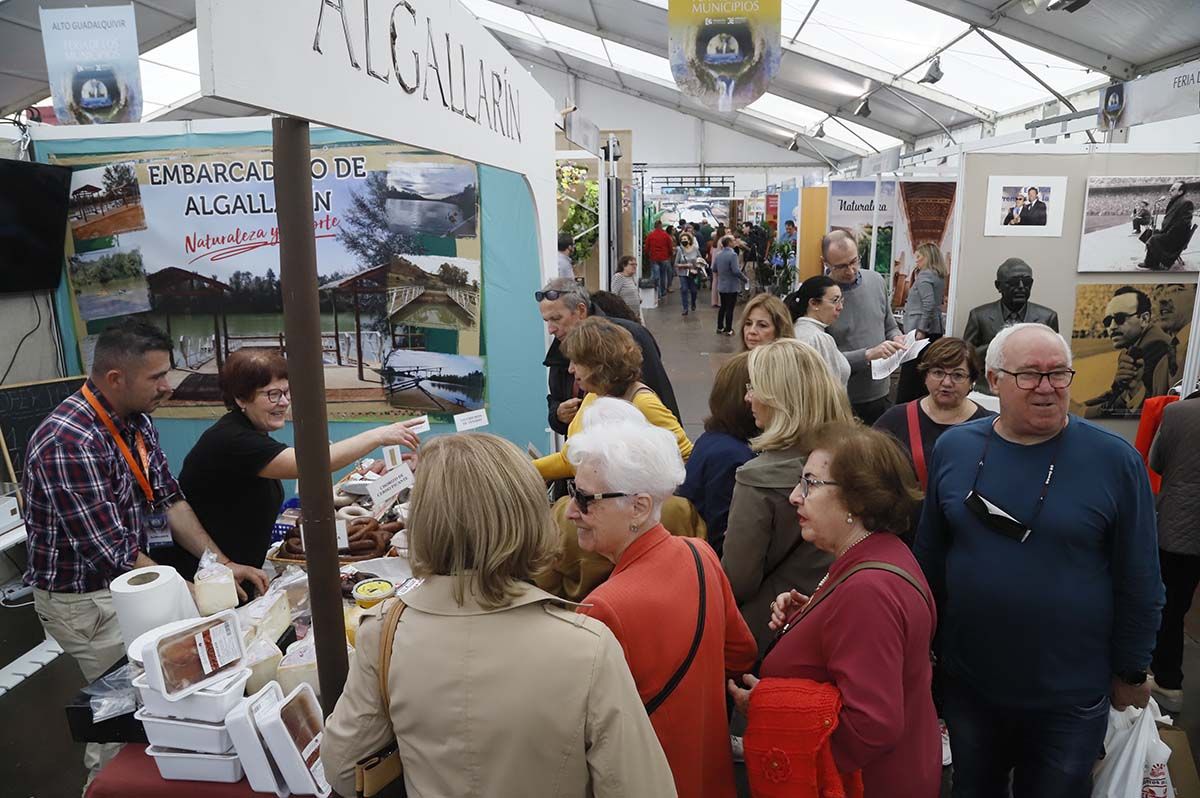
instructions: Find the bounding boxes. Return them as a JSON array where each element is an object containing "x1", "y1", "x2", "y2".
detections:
[
  {"x1": 2, "y1": 0, "x2": 1197, "y2": 156},
  {"x1": 0, "y1": 0, "x2": 195, "y2": 117},
  {"x1": 905, "y1": 0, "x2": 1200, "y2": 78}
]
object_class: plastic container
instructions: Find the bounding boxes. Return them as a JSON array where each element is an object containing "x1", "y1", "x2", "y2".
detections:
[
  {"x1": 259, "y1": 683, "x2": 332, "y2": 797},
  {"x1": 142, "y1": 610, "x2": 247, "y2": 702},
  {"x1": 352, "y1": 579, "x2": 394, "y2": 609},
  {"x1": 135, "y1": 707, "x2": 235, "y2": 754},
  {"x1": 133, "y1": 668, "x2": 250, "y2": 723},
  {"x1": 146, "y1": 745, "x2": 245, "y2": 783},
  {"x1": 128, "y1": 618, "x2": 200, "y2": 667},
  {"x1": 225, "y1": 682, "x2": 291, "y2": 797}
]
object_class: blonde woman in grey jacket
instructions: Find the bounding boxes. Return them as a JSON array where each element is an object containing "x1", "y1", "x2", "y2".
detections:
[{"x1": 720, "y1": 339, "x2": 854, "y2": 653}]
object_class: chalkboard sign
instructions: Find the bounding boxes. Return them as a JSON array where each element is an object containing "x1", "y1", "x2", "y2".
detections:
[{"x1": 0, "y1": 376, "x2": 86, "y2": 483}]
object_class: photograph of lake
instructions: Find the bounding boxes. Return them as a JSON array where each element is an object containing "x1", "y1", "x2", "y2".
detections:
[
  {"x1": 69, "y1": 247, "x2": 152, "y2": 321},
  {"x1": 385, "y1": 162, "x2": 477, "y2": 238},
  {"x1": 380, "y1": 349, "x2": 485, "y2": 413}
]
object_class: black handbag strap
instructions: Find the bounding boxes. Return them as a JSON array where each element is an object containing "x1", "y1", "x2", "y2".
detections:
[{"x1": 645, "y1": 540, "x2": 706, "y2": 715}]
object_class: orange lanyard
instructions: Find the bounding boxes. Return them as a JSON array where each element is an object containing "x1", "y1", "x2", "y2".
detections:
[{"x1": 82, "y1": 384, "x2": 155, "y2": 505}]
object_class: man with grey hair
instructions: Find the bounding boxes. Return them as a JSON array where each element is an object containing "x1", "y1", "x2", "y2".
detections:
[
  {"x1": 915, "y1": 323, "x2": 1163, "y2": 797},
  {"x1": 537, "y1": 277, "x2": 679, "y2": 436},
  {"x1": 823, "y1": 229, "x2": 906, "y2": 424}
]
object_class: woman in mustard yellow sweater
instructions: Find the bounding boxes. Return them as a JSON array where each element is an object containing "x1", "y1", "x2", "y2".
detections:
[{"x1": 535, "y1": 318, "x2": 691, "y2": 480}]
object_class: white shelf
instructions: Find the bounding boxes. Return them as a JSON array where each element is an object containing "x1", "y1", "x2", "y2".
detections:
[
  {"x1": 0, "y1": 637, "x2": 62, "y2": 698},
  {"x1": 0, "y1": 523, "x2": 26, "y2": 554}
]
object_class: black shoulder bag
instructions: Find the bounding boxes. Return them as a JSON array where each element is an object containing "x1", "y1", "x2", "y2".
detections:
[{"x1": 645, "y1": 540, "x2": 706, "y2": 714}]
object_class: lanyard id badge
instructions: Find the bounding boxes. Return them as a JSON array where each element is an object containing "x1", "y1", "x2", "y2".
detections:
[
  {"x1": 146, "y1": 506, "x2": 172, "y2": 548},
  {"x1": 82, "y1": 385, "x2": 166, "y2": 544}
]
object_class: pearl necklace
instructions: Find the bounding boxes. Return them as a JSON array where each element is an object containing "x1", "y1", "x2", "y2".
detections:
[{"x1": 815, "y1": 531, "x2": 873, "y2": 590}]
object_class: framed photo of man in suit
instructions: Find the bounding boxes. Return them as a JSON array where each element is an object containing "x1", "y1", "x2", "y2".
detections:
[
  {"x1": 983, "y1": 175, "x2": 1067, "y2": 238},
  {"x1": 1078, "y1": 175, "x2": 1199, "y2": 273}
]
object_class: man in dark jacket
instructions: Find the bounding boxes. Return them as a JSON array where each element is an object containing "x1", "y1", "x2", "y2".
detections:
[
  {"x1": 1021, "y1": 186, "x2": 1048, "y2": 226},
  {"x1": 1140, "y1": 181, "x2": 1195, "y2": 271},
  {"x1": 537, "y1": 278, "x2": 680, "y2": 436},
  {"x1": 1131, "y1": 200, "x2": 1152, "y2": 234},
  {"x1": 1082, "y1": 286, "x2": 1174, "y2": 417}
]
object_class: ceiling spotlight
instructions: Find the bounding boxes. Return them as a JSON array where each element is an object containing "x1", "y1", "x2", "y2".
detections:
[
  {"x1": 787, "y1": 135, "x2": 800, "y2": 152},
  {"x1": 813, "y1": 122, "x2": 826, "y2": 138},
  {"x1": 918, "y1": 57, "x2": 943, "y2": 85},
  {"x1": 1047, "y1": 0, "x2": 1091, "y2": 10},
  {"x1": 854, "y1": 98, "x2": 871, "y2": 118},
  {"x1": 1021, "y1": 0, "x2": 1042, "y2": 13}
]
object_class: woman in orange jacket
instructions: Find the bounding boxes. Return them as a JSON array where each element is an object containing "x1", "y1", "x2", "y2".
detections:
[{"x1": 565, "y1": 414, "x2": 757, "y2": 798}]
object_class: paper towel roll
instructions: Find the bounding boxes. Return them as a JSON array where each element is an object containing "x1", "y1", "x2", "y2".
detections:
[{"x1": 111, "y1": 566, "x2": 200, "y2": 656}]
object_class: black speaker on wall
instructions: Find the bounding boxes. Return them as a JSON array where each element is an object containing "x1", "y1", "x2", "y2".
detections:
[{"x1": 0, "y1": 158, "x2": 72, "y2": 293}]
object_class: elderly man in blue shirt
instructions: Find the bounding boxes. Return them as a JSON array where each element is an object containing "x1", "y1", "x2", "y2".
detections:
[{"x1": 915, "y1": 322, "x2": 1164, "y2": 798}]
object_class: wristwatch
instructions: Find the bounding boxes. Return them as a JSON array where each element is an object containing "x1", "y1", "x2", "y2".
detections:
[{"x1": 1116, "y1": 670, "x2": 1148, "y2": 686}]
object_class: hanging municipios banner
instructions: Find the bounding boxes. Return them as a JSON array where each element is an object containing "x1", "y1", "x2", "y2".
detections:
[
  {"x1": 39, "y1": 5, "x2": 143, "y2": 124},
  {"x1": 668, "y1": 0, "x2": 782, "y2": 112}
]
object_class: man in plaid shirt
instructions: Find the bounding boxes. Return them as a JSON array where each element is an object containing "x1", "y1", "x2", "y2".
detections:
[{"x1": 22, "y1": 320, "x2": 268, "y2": 786}]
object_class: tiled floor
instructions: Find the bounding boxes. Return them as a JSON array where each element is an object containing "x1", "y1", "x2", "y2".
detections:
[{"x1": 640, "y1": 291, "x2": 740, "y2": 440}]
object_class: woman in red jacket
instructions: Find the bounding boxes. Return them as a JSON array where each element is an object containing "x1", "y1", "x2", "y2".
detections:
[
  {"x1": 566, "y1": 414, "x2": 757, "y2": 798},
  {"x1": 729, "y1": 423, "x2": 940, "y2": 797}
]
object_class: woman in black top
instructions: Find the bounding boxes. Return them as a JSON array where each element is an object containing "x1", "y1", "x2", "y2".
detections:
[
  {"x1": 162, "y1": 349, "x2": 420, "y2": 581},
  {"x1": 873, "y1": 337, "x2": 994, "y2": 541}
]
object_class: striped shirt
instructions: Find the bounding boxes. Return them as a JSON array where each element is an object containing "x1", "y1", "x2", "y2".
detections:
[{"x1": 22, "y1": 382, "x2": 181, "y2": 593}]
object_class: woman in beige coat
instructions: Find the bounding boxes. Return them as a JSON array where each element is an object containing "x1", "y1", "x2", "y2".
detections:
[
  {"x1": 720, "y1": 339, "x2": 855, "y2": 653},
  {"x1": 322, "y1": 433, "x2": 676, "y2": 798}
]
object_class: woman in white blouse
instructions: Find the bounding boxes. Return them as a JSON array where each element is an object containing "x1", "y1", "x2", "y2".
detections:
[{"x1": 784, "y1": 275, "x2": 852, "y2": 387}]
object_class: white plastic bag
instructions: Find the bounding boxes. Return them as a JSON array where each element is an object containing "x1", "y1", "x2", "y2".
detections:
[{"x1": 1092, "y1": 698, "x2": 1175, "y2": 798}]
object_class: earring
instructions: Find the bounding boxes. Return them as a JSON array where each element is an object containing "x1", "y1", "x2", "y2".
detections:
[
  {"x1": 629, "y1": 523, "x2": 638, "y2": 533},
  {"x1": 846, "y1": 513, "x2": 854, "y2": 524}
]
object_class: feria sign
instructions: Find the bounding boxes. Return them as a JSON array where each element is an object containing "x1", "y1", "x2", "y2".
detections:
[{"x1": 197, "y1": 0, "x2": 558, "y2": 275}]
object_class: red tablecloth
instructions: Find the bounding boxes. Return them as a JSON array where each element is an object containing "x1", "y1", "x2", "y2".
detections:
[{"x1": 86, "y1": 744, "x2": 259, "y2": 798}]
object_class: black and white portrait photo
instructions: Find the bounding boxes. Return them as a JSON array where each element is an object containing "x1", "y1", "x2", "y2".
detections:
[
  {"x1": 1078, "y1": 176, "x2": 1199, "y2": 273},
  {"x1": 1070, "y1": 282, "x2": 1195, "y2": 418}
]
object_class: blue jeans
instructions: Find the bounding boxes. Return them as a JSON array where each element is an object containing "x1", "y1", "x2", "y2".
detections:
[
  {"x1": 679, "y1": 275, "x2": 697, "y2": 311},
  {"x1": 652, "y1": 260, "x2": 670, "y2": 298},
  {"x1": 942, "y1": 676, "x2": 1108, "y2": 798}
]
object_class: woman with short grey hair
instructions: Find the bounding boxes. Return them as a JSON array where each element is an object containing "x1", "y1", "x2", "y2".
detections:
[{"x1": 566, "y1": 419, "x2": 756, "y2": 798}]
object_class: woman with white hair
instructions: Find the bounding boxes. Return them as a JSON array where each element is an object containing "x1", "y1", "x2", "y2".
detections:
[
  {"x1": 537, "y1": 398, "x2": 709, "y2": 601},
  {"x1": 567, "y1": 418, "x2": 757, "y2": 798}
]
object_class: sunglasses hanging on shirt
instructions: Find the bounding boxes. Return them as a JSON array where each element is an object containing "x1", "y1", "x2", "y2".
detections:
[{"x1": 963, "y1": 421, "x2": 1064, "y2": 543}]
